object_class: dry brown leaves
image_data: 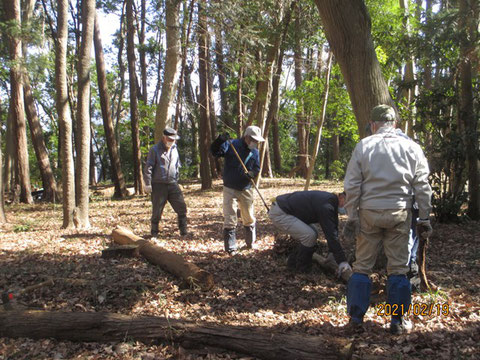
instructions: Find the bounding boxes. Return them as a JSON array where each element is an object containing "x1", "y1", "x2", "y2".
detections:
[{"x1": 0, "y1": 179, "x2": 479, "y2": 359}]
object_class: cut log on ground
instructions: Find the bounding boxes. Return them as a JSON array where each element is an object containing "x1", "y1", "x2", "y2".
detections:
[
  {"x1": 101, "y1": 244, "x2": 139, "y2": 259},
  {"x1": 313, "y1": 253, "x2": 352, "y2": 283},
  {"x1": 111, "y1": 226, "x2": 214, "y2": 291},
  {"x1": 0, "y1": 310, "x2": 354, "y2": 360}
]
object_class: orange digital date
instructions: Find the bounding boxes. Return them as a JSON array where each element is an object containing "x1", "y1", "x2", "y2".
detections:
[{"x1": 376, "y1": 303, "x2": 450, "y2": 317}]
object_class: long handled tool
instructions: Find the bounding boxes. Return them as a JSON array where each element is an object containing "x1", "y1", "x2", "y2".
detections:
[{"x1": 228, "y1": 139, "x2": 270, "y2": 212}]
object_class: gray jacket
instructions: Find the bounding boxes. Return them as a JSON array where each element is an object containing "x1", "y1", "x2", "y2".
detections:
[
  {"x1": 344, "y1": 126, "x2": 432, "y2": 219},
  {"x1": 144, "y1": 142, "x2": 180, "y2": 185}
]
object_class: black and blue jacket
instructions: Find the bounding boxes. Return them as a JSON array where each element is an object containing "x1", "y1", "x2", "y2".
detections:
[{"x1": 211, "y1": 137, "x2": 260, "y2": 191}]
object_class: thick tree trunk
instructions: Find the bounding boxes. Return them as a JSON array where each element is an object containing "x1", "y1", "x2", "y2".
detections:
[
  {"x1": 5, "y1": 0, "x2": 33, "y2": 204},
  {"x1": 183, "y1": 66, "x2": 199, "y2": 177},
  {"x1": 93, "y1": 13, "x2": 128, "y2": 199},
  {"x1": 313, "y1": 0, "x2": 394, "y2": 138},
  {"x1": 458, "y1": 0, "x2": 479, "y2": 220},
  {"x1": 0, "y1": 310, "x2": 352, "y2": 360},
  {"x1": 126, "y1": 0, "x2": 144, "y2": 195},
  {"x1": 154, "y1": 0, "x2": 182, "y2": 141},
  {"x1": 56, "y1": 0, "x2": 76, "y2": 228},
  {"x1": 75, "y1": 0, "x2": 95, "y2": 228},
  {"x1": 197, "y1": 0, "x2": 212, "y2": 190},
  {"x1": 111, "y1": 226, "x2": 214, "y2": 291}
]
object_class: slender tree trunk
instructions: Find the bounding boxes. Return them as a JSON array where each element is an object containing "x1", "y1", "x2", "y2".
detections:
[
  {"x1": 197, "y1": 0, "x2": 212, "y2": 190},
  {"x1": 214, "y1": 18, "x2": 230, "y2": 128},
  {"x1": 114, "y1": 5, "x2": 126, "y2": 139},
  {"x1": 126, "y1": 0, "x2": 144, "y2": 194},
  {"x1": 4, "y1": 105, "x2": 14, "y2": 194},
  {"x1": 23, "y1": 76, "x2": 58, "y2": 202},
  {"x1": 184, "y1": 65, "x2": 199, "y2": 177},
  {"x1": 458, "y1": 0, "x2": 479, "y2": 220},
  {"x1": 304, "y1": 52, "x2": 333, "y2": 190},
  {"x1": 174, "y1": 0, "x2": 194, "y2": 130},
  {"x1": 399, "y1": 0, "x2": 417, "y2": 138},
  {"x1": 0, "y1": 133, "x2": 6, "y2": 222},
  {"x1": 21, "y1": 0, "x2": 57, "y2": 202},
  {"x1": 293, "y1": 7, "x2": 308, "y2": 178},
  {"x1": 75, "y1": 0, "x2": 95, "y2": 228},
  {"x1": 56, "y1": 0, "x2": 76, "y2": 228},
  {"x1": 5, "y1": 0, "x2": 33, "y2": 204},
  {"x1": 207, "y1": 32, "x2": 219, "y2": 178},
  {"x1": 332, "y1": 133, "x2": 339, "y2": 161},
  {"x1": 154, "y1": 0, "x2": 182, "y2": 142},
  {"x1": 236, "y1": 64, "x2": 244, "y2": 137},
  {"x1": 272, "y1": 112, "x2": 282, "y2": 173},
  {"x1": 139, "y1": 0, "x2": 148, "y2": 105},
  {"x1": 259, "y1": 1, "x2": 296, "y2": 178},
  {"x1": 94, "y1": 13, "x2": 128, "y2": 198},
  {"x1": 313, "y1": 0, "x2": 394, "y2": 137}
]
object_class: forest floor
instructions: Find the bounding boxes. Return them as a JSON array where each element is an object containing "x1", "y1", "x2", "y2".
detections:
[{"x1": 0, "y1": 178, "x2": 479, "y2": 360}]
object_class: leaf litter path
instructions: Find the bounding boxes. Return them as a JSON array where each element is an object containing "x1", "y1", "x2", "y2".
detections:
[{"x1": 0, "y1": 179, "x2": 478, "y2": 359}]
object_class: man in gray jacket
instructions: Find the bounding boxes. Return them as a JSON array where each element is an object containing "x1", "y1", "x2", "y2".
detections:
[
  {"x1": 343, "y1": 105, "x2": 433, "y2": 334},
  {"x1": 144, "y1": 127, "x2": 188, "y2": 237}
]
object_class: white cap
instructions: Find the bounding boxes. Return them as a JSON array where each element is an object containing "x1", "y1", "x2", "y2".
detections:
[{"x1": 244, "y1": 126, "x2": 265, "y2": 142}]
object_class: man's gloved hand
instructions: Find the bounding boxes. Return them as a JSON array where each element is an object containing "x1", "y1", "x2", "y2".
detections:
[
  {"x1": 416, "y1": 218, "x2": 433, "y2": 238},
  {"x1": 343, "y1": 218, "x2": 360, "y2": 242},
  {"x1": 144, "y1": 185, "x2": 152, "y2": 194},
  {"x1": 337, "y1": 261, "x2": 352, "y2": 278},
  {"x1": 247, "y1": 170, "x2": 256, "y2": 179},
  {"x1": 219, "y1": 132, "x2": 230, "y2": 143}
]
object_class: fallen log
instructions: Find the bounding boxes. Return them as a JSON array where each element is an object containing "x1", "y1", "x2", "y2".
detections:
[
  {"x1": 0, "y1": 310, "x2": 353, "y2": 360},
  {"x1": 111, "y1": 226, "x2": 214, "y2": 291},
  {"x1": 313, "y1": 253, "x2": 352, "y2": 283}
]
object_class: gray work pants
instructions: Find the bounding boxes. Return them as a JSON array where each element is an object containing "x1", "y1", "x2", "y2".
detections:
[
  {"x1": 268, "y1": 202, "x2": 318, "y2": 247},
  {"x1": 151, "y1": 182, "x2": 187, "y2": 225}
]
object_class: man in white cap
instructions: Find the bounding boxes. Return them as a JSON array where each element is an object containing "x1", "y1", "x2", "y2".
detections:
[
  {"x1": 343, "y1": 104, "x2": 433, "y2": 334},
  {"x1": 211, "y1": 126, "x2": 265, "y2": 254},
  {"x1": 144, "y1": 127, "x2": 188, "y2": 237}
]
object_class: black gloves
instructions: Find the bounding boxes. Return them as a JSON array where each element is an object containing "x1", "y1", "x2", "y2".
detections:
[
  {"x1": 219, "y1": 132, "x2": 230, "y2": 143},
  {"x1": 211, "y1": 132, "x2": 231, "y2": 156}
]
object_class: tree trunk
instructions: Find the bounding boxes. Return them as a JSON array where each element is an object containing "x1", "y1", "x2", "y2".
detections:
[
  {"x1": 75, "y1": 0, "x2": 95, "y2": 228},
  {"x1": 458, "y1": 0, "x2": 479, "y2": 220},
  {"x1": 260, "y1": 1, "x2": 295, "y2": 179},
  {"x1": 126, "y1": 0, "x2": 145, "y2": 194},
  {"x1": 313, "y1": 0, "x2": 394, "y2": 138},
  {"x1": 197, "y1": 0, "x2": 212, "y2": 190},
  {"x1": 184, "y1": 65, "x2": 199, "y2": 177},
  {"x1": 398, "y1": 0, "x2": 417, "y2": 138},
  {"x1": 4, "y1": 102, "x2": 14, "y2": 194},
  {"x1": 0, "y1": 133, "x2": 6, "y2": 222},
  {"x1": 304, "y1": 52, "x2": 333, "y2": 190},
  {"x1": 23, "y1": 76, "x2": 58, "y2": 202},
  {"x1": 93, "y1": 12, "x2": 128, "y2": 199},
  {"x1": 207, "y1": 32, "x2": 220, "y2": 179},
  {"x1": 214, "y1": 19, "x2": 230, "y2": 128},
  {"x1": 56, "y1": 0, "x2": 76, "y2": 228},
  {"x1": 154, "y1": 0, "x2": 182, "y2": 142},
  {"x1": 293, "y1": 7, "x2": 308, "y2": 178},
  {"x1": 0, "y1": 310, "x2": 352, "y2": 360},
  {"x1": 236, "y1": 64, "x2": 244, "y2": 137},
  {"x1": 21, "y1": 0, "x2": 58, "y2": 202},
  {"x1": 112, "y1": 226, "x2": 214, "y2": 291},
  {"x1": 5, "y1": 0, "x2": 33, "y2": 204}
]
